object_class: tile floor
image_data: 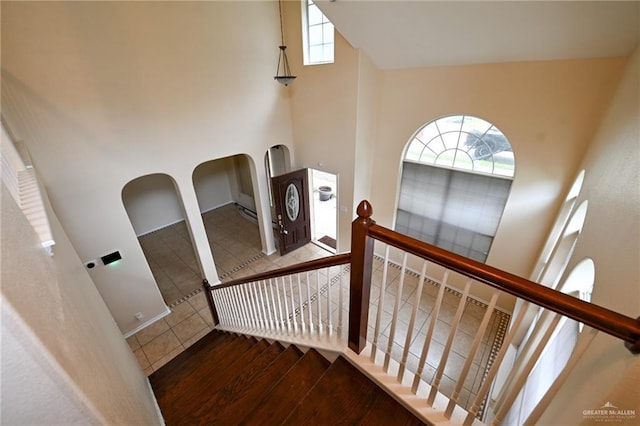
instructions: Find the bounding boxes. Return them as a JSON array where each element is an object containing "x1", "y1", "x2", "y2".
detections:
[
  {"x1": 138, "y1": 204, "x2": 267, "y2": 307},
  {"x1": 366, "y1": 256, "x2": 510, "y2": 411}
]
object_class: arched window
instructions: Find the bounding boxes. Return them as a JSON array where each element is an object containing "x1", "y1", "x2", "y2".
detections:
[
  {"x1": 516, "y1": 259, "x2": 595, "y2": 424},
  {"x1": 531, "y1": 170, "x2": 585, "y2": 282},
  {"x1": 396, "y1": 115, "x2": 514, "y2": 262}
]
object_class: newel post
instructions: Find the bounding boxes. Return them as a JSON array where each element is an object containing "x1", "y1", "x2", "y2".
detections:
[
  {"x1": 348, "y1": 200, "x2": 376, "y2": 353},
  {"x1": 202, "y1": 279, "x2": 220, "y2": 327}
]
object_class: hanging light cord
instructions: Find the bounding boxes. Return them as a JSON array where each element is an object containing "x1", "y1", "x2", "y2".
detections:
[
  {"x1": 274, "y1": 0, "x2": 295, "y2": 85},
  {"x1": 278, "y1": 0, "x2": 285, "y2": 46}
]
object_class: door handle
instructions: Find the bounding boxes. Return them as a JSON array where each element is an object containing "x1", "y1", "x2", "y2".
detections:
[{"x1": 277, "y1": 218, "x2": 288, "y2": 235}]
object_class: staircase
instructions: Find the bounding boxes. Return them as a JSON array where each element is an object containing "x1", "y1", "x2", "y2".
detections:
[{"x1": 150, "y1": 330, "x2": 425, "y2": 425}]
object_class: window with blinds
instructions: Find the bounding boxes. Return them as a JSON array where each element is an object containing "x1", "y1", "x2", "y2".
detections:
[
  {"x1": 395, "y1": 115, "x2": 514, "y2": 263},
  {"x1": 1, "y1": 123, "x2": 55, "y2": 255}
]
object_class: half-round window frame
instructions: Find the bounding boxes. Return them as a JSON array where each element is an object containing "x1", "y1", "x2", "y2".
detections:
[{"x1": 404, "y1": 115, "x2": 515, "y2": 178}]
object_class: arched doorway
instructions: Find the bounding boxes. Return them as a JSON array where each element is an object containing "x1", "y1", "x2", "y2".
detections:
[
  {"x1": 193, "y1": 154, "x2": 265, "y2": 280},
  {"x1": 122, "y1": 173, "x2": 201, "y2": 306}
]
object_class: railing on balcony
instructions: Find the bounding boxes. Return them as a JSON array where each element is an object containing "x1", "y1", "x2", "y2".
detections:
[
  {"x1": 203, "y1": 200, "x2": 640, "y2": 425},
  {"x1": 203, "y1": 253, "x2": 351, "y2": 351}
]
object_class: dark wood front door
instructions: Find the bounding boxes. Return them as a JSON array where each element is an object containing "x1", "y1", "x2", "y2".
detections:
[{"x1": 272, "y1": 169, "x2": 311, "y2": 255}]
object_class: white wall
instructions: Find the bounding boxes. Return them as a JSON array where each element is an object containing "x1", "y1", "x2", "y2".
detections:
[
  {"x1": 539, "y1": 46, "x2": 639, "y2": 425},
  {"x1": 1, "y1": 184, "x2": 162, "y2": 424},
  {"x1": 193, "y1": 156, "x2": 234, "y2": 213},
  {"x1": 1, "y1": 1, "x2": 293, "y2": 334},
  {"x1": 122, "y1": 173, "x2": 186, "y2": 236}
]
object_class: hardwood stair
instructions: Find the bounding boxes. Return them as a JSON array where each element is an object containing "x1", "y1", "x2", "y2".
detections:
[{"x1": 149, "y1": 330, "x2": 425, "y2": 425}]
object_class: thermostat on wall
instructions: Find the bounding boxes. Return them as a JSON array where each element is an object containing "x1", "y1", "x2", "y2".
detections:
[{"x1": 101, "y1": 251, "x2": 122, "y2": 265}]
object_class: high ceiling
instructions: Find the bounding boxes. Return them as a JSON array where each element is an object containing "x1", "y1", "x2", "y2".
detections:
[{"x1": 315, "y1": 1, "x2": 640, "y2": 69}]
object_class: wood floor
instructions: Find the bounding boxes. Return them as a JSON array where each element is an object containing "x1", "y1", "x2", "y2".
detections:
[{"x1": 149, "y1": 330, "x2": 425, "y2": 425}]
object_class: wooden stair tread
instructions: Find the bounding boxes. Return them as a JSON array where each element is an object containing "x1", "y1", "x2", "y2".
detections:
[
  {"x1": 358, "y1": 385, "x2": 426, "y2": 425},
  {"x1": 161, "y1": 338, "x2": 271, "y2": 422},
  {"x1": 150, "y1": 332, "x2": 426, "y2": 425},
  {"x1": 282, "y1": 356, "x2": 380, "y2": 425},
  {"x1": 153, "y1": 333, "x2": 257, "y2": 403},
  {"x1": 149, "y1": 330, "x2": 232, "y2": 389},
  {"x1": 187, "y1": 342, "x2": 285, "y2": 420},
  {"x1": 192, "y1": 344, "x2": 303, "y2": 424},
  {"x1": 239, "y1": 348, "x2": 331, "y2": 425}
]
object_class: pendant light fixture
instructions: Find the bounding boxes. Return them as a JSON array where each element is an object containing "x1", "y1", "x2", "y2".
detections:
[{"x1": 274, "y1": 0, "x2": 296, "y2": 86}]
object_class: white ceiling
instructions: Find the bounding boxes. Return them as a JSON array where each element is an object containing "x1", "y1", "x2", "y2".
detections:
[{"x1": 315, "y1": 1, "x2": 640, "y2": 69}]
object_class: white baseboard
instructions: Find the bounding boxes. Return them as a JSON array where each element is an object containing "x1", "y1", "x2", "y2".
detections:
[{"x1": 123, "y1": 306, "x2": 171, "y2": 338}]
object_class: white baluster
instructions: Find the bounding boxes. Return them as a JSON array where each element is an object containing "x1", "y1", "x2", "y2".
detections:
[
  {"x1": 211, "y1": 290, "x2": 225, "y2": 325},
  {"x1": 268, "y1": 279, "x2": 280, "y2": 332},
  {"x1": 492, "y1": 313, "x2": 563, "y2": 425},
  {"x1": 338, "y1": 265, "x2": 344, "y2": 338},
  {"x1": 235, "y1": 286, "x2": 249, "y2": 329},
  {"x1": 289, "y1": 275, "x2": 297, "y2": 333},
  {"x1": 241, "y1": 285, "x2": 254, "y2": 329},
  {"x1": 262, "y1": 280, "x2": 274, "y2": 331},
  {"x1": 412, "y1": 270, "x2": 448, "y2": 393},
  {"x1": 384, "y1": 252, "x2": 408, "y2": 372},
  {"x1": 427, "y1": 279, "x2": 471, "y2": 405},
  {"x1": 248, "y1": 282, "x2": 262, "y2": 329},
  {"x1": 445, "y1": 289, "x2": 499, "y2": 418},
  {"x1": 306, "y1": 272, "x2": 313, "y2": 333},
  {"x1": 523, "y1": 327, "x2": 598, "y2": 425},
  {"x1": 464, "y1": 302, "x2": 530, "y2": 425},
  {"x1": 251, "y1": 282, "x2": 263, "y2": 329},
  {"x1": 228, "y1": 287, "x2": 241, "y2": 328},
  {"x1": 316, "y1": 270, "x2": 323, "y2": 334},
  {"x1": 282, "y1": 276, "x2": 291, "y2": 333},
  {"x1": 219, "y1": 288, "x2": 232, "y2": 326},
  {"x1": 297, "y1": 274, "x2": 306, "y2": 333},
  {"x1": 274, "y1": 278, "x2": 285, "y2": 332},
  {"x1": 326, "y1": 266, "x2": 332, "y2": 335},
  {"x1": 398, "y1": 260, "x2": 428, "y2": 382},
  {"x1": 372, "y1": 245, "x2": 391, "y2": 363},
  {"x1": 494, "y1": 307, "x2": 554, "y2": 407}
]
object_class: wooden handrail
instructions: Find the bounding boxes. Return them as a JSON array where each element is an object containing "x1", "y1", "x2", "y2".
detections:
[
  {"x1": 202, "y1": 279, "x2": 219, "y2": 327},
  {"x1": 200, "y1": 199, "x2": 639, "y2": 355},
  {"x1": 207, "y1": 253, "x2": 351, "y2": 291},
  {"x1": 354, "y1": 200, "x2": 640, "y2": 354}
]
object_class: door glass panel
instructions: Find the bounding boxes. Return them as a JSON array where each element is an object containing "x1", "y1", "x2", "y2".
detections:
[{"x1": 285, "y1": 183, "x2": 300, "y2": 221}]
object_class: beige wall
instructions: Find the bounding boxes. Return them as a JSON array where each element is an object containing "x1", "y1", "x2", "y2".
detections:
[
  {"x1": 285, "y1": 0, "x2": 361, "y2": 253},
  {"x1": 368, "y1": 58, "x2": 625, "y2": 308},
  {"x1": 1, "y1": 184, "x2": 162, "y2": 424},
  {"x1": 371, "y1": 58, "x2": 626, "y2": 276},
  {"x1": 353, "y1": 52, "x2": 381, "y2": 217},
  {"x1": 285, "y1": 0, "x2": 626, "y2": 308},
  {"x1": 1, "y1": 1, "x2": 294, "y2": 334},
  {"x1": 539, "y1": 46, "x2": 639, "y2": 425}
]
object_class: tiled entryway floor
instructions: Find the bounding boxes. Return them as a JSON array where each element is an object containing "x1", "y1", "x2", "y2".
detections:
[{"x1": 139, "y1": 203, "x2": 336, "y2": 307}]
